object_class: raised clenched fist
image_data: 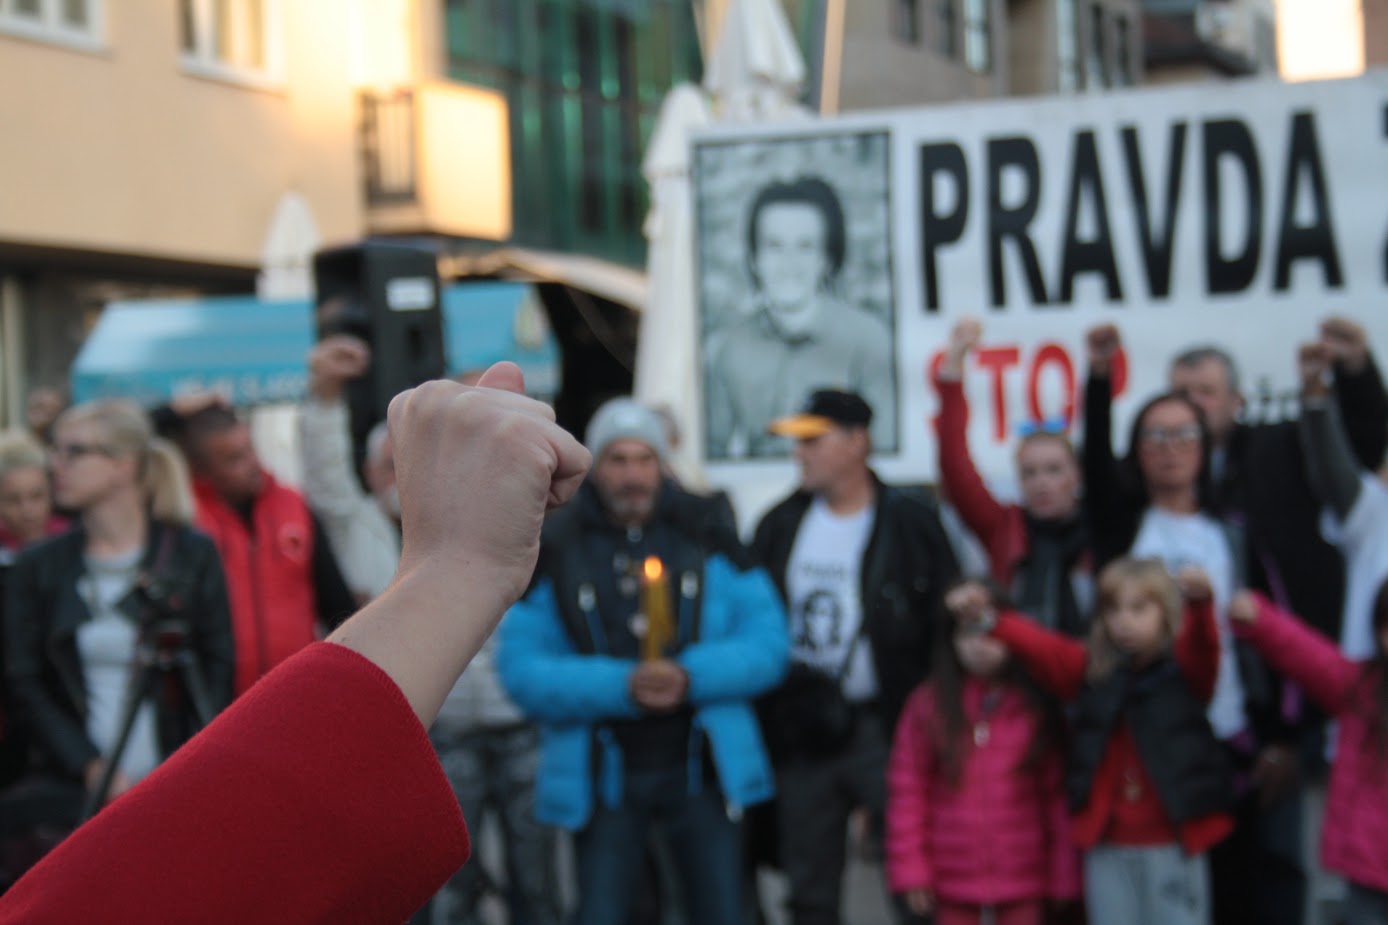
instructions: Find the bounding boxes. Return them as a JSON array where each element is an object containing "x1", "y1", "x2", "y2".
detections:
[
  {"x1": 1320, "y1": 316, "x2": 1368, "y2": 374},
  {"x1": 308, "y1": 335, "x2": 372, "y2": 401},
  {"x1": 1297, "y1": 342, "x2": 1332, "y2": 401},
  {"x1": 1086, "y1": 324, "x2": 1122, "y2": 377},
  {"x1": 388, "y1": 363, "x2": 591, "y2": 611}
]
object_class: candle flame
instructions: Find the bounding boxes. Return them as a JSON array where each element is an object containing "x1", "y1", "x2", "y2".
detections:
[{"x1": 643, "y1": 557, "x2": 664, "y2": 581}]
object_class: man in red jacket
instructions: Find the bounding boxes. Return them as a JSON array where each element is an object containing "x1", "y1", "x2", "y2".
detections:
[{"x1": 160, "y1": 403, "x2": 356, "y2": 695}]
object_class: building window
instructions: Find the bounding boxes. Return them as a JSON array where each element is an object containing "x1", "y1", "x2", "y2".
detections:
[
  {"x1": 1056, "y1": 0, "x2": 1079, "y2": 92},
  {"x1": 0, "y1": 0, "x2": 102, "y2": 48},
  {"x1": 179, "y1": 0, "x2": 280, "y2": 84},
  {"x1": 1084, "y1": 2, "x2": 1108, "y2": 89},
  {"x1": 936, "y1": 0, "x2": 957, "y2": 58},
  {"x1": 891, "y1": 0, "x2": 920, "y2": 43},
  {"x1": 1114, "y1": 13, "x2": 1134, "y2": 85},
  {"x1": 963, "y1": 0, "x2": 990, "y2": 71},
  {"x1": 445, "y1": 0, "x2": 702, "y2": 266}
]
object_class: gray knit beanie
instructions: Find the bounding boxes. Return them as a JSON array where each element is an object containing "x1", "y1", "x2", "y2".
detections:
[{"x1": 585, "y1": 398, "x2": 669, "y2": 461}]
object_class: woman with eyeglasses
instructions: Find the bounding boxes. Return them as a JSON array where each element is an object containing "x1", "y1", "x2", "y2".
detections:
[
  {"x1": 2, "y1": 400, "x2": 233, "y2": 817},
  {"x1": 1082, "y1": 322, "x2": 1256, "y2": 795},
  {"x1": 933, "y1": 318, "x2": 1093, "y2": 638}
]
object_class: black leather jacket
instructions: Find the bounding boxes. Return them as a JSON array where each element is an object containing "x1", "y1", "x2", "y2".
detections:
[
  {"x1": 2, "y1": 521, "x2": 235, "y2": 781},
  {"x1": 751, "y1": 477, "x2": 960, "y2": 731}
]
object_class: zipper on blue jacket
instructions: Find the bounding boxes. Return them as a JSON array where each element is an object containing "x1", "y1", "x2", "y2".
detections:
[
  {"x1": 577, "y1": 583, "x2": 609, "y2": 653},
  {"x1": 677, "y1": 570, "x2": 699, "y2": 647}
]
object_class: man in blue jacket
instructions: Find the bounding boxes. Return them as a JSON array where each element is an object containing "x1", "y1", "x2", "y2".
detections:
[{"x1": 499, "y1": 398, "x2": 789, "y2": 925}]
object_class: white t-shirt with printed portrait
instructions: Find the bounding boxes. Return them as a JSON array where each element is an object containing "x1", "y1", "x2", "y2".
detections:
[{"x1": 786, "y1": 498, "x2": 879, "y2": 702}]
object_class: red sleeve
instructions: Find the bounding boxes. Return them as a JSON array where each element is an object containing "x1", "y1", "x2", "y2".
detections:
[
  {"x1": 1175, "y1": 599, "x2": 1220, "y2": 703},
  {"x1": 933, "y1": 376, "x2": 1010, "y2": 544},
  {"x1": 886, "y1": 686, "x2": 937, "y2": 894},
  {"x1": 0, "y1": 643, "x2": 469, "y2": 925},
  {"x1": 992, "y1": 611, "x2": 1088, "y2": 701},
  {"x1": 1234, "y1": 594, "x2": 1360, "y2": 715}
]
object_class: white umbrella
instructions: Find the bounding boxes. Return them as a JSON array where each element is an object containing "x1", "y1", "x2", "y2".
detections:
[
  {"x1": 633, "y1": 83, "x2": 711, "y2": 486},
  {"x1": 634, "y1": 0, "x2": 812, "y2": 490},
  {"x1": 702, "y1": 0, "x2": 811, "y2": 123}
]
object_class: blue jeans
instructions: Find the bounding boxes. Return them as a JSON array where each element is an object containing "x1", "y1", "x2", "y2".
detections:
[
  {"x1": 420, "y1": 723, "x2": 561, "y2": 925},
  {"x1": 573, "y1": 765, "x2": 744, "y2": 925}
]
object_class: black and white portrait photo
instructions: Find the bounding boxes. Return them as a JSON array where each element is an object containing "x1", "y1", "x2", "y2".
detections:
[{"x1": 695, "y1": 131, "x2": 898, "y2": 461}]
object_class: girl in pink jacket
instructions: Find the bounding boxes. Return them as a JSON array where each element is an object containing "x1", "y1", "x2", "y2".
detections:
[
  {"x1": 887, "y1": 594, "x2": 1079, "y2": 925},
  {"x1": 1231, "y1": 584, "x2": 1388, "y2": 924}
]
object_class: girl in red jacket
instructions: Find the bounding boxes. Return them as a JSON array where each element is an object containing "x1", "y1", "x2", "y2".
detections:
[
  {"x1": 954, "y1": 558, "x2": 1235, "y2": 925},
  {"x1": 1231, "y1": 584, "x2": 1388, "y2": 924},
  {"x1": 886, "y1": 592, "x2": 1078, "y2": 925}
]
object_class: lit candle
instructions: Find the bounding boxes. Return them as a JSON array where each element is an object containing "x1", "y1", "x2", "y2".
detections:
[{"x1": 640, "y1": 556, "x2": 673, "y2": 661}]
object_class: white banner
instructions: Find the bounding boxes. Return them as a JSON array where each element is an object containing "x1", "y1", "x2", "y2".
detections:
[{"x1": 692, "y1": 72, "x2": 1388, "y2": 522}]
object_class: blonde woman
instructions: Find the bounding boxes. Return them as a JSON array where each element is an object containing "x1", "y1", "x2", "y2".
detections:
[
  {"x1": 0, "y1": 430, "x2": 66, "y2": 554},
  {"x1": 2, "y1": 401, "x2": 233, "y2": 810}
]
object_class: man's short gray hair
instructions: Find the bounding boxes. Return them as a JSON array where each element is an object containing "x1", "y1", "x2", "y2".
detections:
[{"x1": 1171, "y1": 346, "x2": 1241, "y2": 395}]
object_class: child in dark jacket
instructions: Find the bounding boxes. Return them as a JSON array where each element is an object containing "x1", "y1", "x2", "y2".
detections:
[
  {"x1": 951, "y1": 557, "x2": 1235, "y2": 925},
  {"x1": 1231, "y1": 583, "x2": 1388, "y2": 924},
  {"x1": 886, "y1": 609, "x2": 1078, "y2": 925}
]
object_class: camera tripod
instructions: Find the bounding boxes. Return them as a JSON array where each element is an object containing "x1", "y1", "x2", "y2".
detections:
[{"x1": 82, "y1": 620, "x2": 215, "y2": 820}]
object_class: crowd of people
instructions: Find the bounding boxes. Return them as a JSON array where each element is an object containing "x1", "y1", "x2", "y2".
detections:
[{"x1": 1, "y1": 314, "x2": 1387, "y2": 925}]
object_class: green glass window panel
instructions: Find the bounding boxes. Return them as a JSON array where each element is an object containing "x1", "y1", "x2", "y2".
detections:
[
  {"x1": 491, "y1": 0, "x2": 519, "y2": 70},
  {"x1": 639, "y1": 5, "x2": 673, "y2": 100},
  {"x1": 597, "y1": 11, "x2": 621, "y2": 101},
  {"x1": 515, "y1": 0, "x2": 541, "y2": 78}
]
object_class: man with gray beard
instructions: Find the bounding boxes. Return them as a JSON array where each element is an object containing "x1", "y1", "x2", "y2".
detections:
[{"x1": 499, "y1": 397, "x2": 789, "y2": 925}]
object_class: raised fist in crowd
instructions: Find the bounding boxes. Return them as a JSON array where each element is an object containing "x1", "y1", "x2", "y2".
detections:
[
  {"x1": 1319, "y1": 316, "x2": 1369, "y2": 374},
  {"x1": 1297, "y1": 341, "x2": 1333, "y2": 401},
  {"x1": 1173, "y1": 565, "x2": 1213, "y2": 603},
  {"x1": 945, "y1": 580, "x2": 994, "y2": 625},
  {"x1": 1086, "y1": 323, "x2": 1122, "y2": 377},
  {"x1": 308, "y1": 335, "x2": 372, "y2": 402},
  {"x1": 939, "y1": 316, "x2": 983, "y2": 380}
]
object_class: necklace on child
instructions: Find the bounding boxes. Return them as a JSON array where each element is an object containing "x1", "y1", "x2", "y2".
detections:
[
  {"x1": 973, "y1": 687, "x2": 1003, "y2": 747},
  {"x1": 1123, "y1": 766, "x2": 1144, "y2": 801}
]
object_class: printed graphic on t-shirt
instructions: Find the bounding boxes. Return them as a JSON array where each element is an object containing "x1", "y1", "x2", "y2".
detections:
[
  {"x1": 796, "y1": 588, "x2": 844, "y2": 652},
  {"x1": 786, "y1": 499, "x2": 879, "y2": 700}
]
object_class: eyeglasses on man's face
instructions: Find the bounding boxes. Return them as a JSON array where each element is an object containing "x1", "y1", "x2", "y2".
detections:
[{"x1": 1138, "y1": 424, "x2": 1201, "y2": 449}]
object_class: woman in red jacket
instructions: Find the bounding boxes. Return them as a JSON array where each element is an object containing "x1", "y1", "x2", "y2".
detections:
[
  {"x1": 1231, "y1": 586, "x2": 1388, "y2": 923},
  {"x1": 887, "y1": 601, "x2": 1077, "y2": 925},
  {"x1": 953, "y1": 559, "x2": 1234, "y2": 925},
  {"x1": 933, "y1": 318, "x2": 1091, "y2": 637}
]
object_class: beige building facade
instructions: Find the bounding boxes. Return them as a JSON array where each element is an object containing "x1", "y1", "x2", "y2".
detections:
[
  {"x1": 0, "y1": 0, "x2": 508, "y2": 425},
  {"x1": 1367, "y1": 0, "x2": 1388, "y2": 66}
]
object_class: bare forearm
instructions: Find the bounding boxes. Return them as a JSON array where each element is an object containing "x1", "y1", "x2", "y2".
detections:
[{"x1": 327, "y1": 565, "x2": 507, "y2": 727}]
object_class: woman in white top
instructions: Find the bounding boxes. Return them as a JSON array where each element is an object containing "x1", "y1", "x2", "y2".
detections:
[
  {"x1": 2, "y1": 400, "x2": 233, "y2": 811},
  {"x1": 1081, "y1": 326, "x2": 1249, "y2": 744}
]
